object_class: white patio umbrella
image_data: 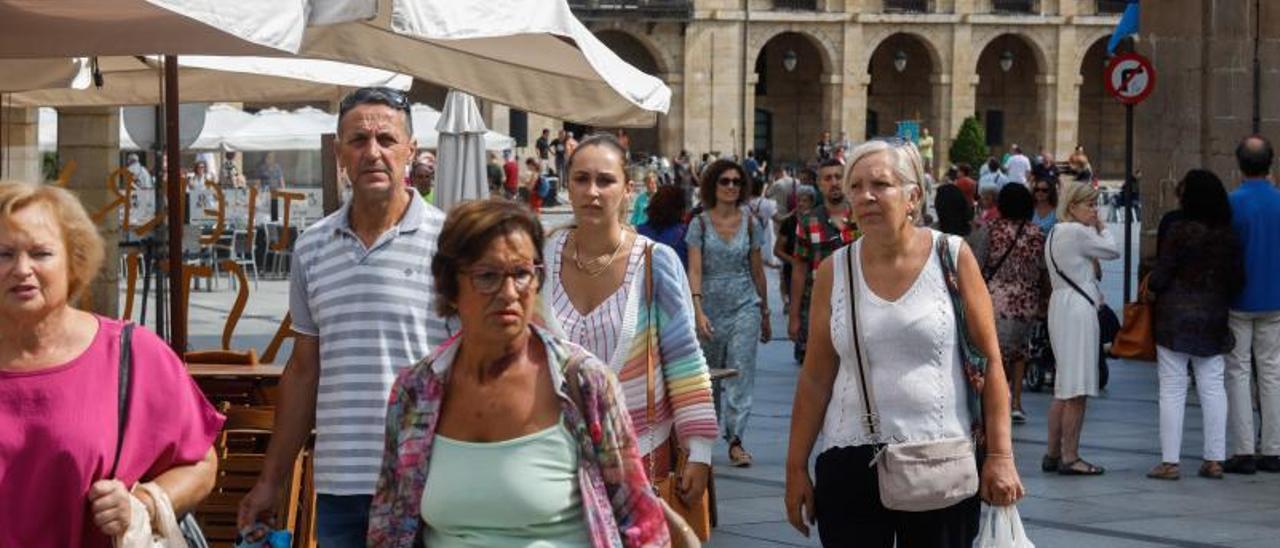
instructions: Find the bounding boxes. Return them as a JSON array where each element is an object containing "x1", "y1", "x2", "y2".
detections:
[
  {"x1": 0, "y1": 58, "x2": 81, "y2": 92},
  {"x1": 411, "y1": 104, "x2": 515, "y2": 152},
  {"x1": 37, "y1": 103, "x2": 264, "y2": 152},
  {"x1": 433, "y1": 90, "x2": 489, "y2": 210},
  {"x1": 5, "y1": 55, "x2": 412, "y2": 107}
]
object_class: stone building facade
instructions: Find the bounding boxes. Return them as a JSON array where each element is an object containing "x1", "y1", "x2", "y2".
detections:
[{"x1": 521, "y1": 0, "x2": 1126, "y2": 177}]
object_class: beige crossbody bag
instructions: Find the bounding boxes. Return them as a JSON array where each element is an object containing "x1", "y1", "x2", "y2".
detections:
[{"x1": 845, "y1": 245, "x2": 979, "y2": 512}]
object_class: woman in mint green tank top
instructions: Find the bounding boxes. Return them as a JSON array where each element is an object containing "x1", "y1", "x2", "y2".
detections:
[{"x1": 368, "y1": 200, "x2": 673, "y2": 548}]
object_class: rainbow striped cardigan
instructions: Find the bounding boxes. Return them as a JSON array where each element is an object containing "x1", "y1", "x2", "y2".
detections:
[{"x1": 541, "y1": 234, "x2": 720, "y2": 464}]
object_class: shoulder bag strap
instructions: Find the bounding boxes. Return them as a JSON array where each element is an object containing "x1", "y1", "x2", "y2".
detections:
[
  {"x1": 982, "y1": 222, "x2": 1025, "y2": 283},
  {"x1": 110, "y1": 323, "x2": 135, "y2": 479},
  {"x1": 1047, "y1": 229, "x2": 1095, "y2": 307},
  {"x1": 845, "y1": 247, "x2": 879, "y2": 441}
]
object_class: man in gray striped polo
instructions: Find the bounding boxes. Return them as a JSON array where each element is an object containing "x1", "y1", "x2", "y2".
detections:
[{"x1": 238, "y1": 87, "x2": 447, "y2": 546}]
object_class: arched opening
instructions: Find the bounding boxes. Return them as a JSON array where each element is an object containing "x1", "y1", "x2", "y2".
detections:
[
  {"x1": 753, "y1": 31, "x2": 828, "y2": 168},
  {"x1": 589, "y1": 30, "x2": 663, "y2": 158},
  {"x1": 866, "y1": 33, "x2": 938, "y2": 146},
  {"x1": 1077, "y1": 36, "x2": 1126, "y2": 179},
  {"x1": 975, "y1": 34, "x2": 1044, "y2": 160}
]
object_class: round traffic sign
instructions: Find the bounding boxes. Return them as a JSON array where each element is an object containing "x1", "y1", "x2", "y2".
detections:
[{"x1": 1105, "y1": 53, "x2": 1156, "y2": 105}]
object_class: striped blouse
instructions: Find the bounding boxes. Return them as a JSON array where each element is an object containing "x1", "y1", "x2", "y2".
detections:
[
  {"x1": 548, "y1": 232, "x2": 645, "y2": 369},
  {"x1": 541, "y1": 231, "x2": 718, "y2": 464}
]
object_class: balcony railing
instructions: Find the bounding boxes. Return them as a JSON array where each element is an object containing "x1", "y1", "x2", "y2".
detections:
[
  {"x1": 885, "y1": 0, "x2": 929, "y2": 13},
  {"x1": 1096, "y1": 0, "x2": 1130, "y2": 14},
  {"x1": 567, "y1": 0, "x2": 692, "y2": 21},
  {"x1": 992, "y1": 0, "x2": 1035, "y2": 14}
]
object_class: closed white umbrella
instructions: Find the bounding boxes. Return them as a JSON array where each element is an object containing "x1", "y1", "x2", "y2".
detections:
[
  {"x1": 433, "y1": 90, "x2": 489, "y2": 210},
  {"x1": 411, "y1": 104, "x2": 514, "y2": 152}
]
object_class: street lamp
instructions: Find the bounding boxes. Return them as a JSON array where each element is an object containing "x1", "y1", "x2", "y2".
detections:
[
  {"x1": 783, "y1": 49, "x2": 799, "y2": 166},
  {"x1": 894, "y1": 50, "x2": 908, "y2": 73},
  {"x1": 783, "y1": 49, "x2": 798, "y2": 72},
  {"x1": 1000, "y1": 50, "x2": 1014, "y2": 73}
]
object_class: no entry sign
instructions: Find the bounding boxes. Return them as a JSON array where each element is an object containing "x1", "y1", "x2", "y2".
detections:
[{"x1": 1106, "y1": 53, "x2": 1156, "y2": 105}]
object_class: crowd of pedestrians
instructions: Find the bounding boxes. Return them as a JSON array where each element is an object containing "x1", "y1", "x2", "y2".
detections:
[{"x1": 5, "y1": 86, "x2": 1280, "y2": 548}]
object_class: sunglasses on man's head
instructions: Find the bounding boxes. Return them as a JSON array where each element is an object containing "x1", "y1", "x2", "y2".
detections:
[
  {"x1": 717, "y1": 176, "x2": 744, "y2": 187},
  {"x1": 339, "y1": 86, "x2": 413, "y2": 131}
]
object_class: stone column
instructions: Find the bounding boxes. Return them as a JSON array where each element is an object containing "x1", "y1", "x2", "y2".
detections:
[
  {"x1": 58, "y1": 107, "x2": 121, "y2": 318},
  {"x1": 840, "y1": 21, "x2": 868, "y2": 140},
  {"x1": 663, "y1": 72, "x2": 686, "y2": 158},
  {"x1": 930, "y1": 73, "x2": 953, "y2": 174},
  {"x1": 948, "y1": 24, "x2": 978, "y2": 148},
  {"x1": 1, "y1": 106, "x2": 44, "y2": 183},
  {"x1": 742, "y1": 73, "x2": 757, "y2": 155},
  {"x1": 822, "y1": 74, "x2": 844, "y2": 142},
  {"x1": 1036, "y1": 73, "x2": 1059, "y2": 156},
  {"x1": 1052, "y1": 24, "x2": 1081, "y2": 160}
]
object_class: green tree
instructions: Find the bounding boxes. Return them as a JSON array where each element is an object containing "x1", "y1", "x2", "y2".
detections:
[{"x1": 949, "y1": 116, "x2": 989, "y2": 170}]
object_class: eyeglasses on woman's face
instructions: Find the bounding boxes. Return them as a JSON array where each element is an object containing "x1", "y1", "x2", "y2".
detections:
[
  {"x1": 463, "y1": 264, "x2": 542, "y2": 295},
  {"x1": 717, "y1": 175, "x2": 744, "y2": 188}
]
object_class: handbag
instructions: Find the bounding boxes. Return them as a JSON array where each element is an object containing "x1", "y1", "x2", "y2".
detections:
[
  {"x1": 1110, "y1": 274, "x2": 1156, "y2": 361},
  {"x1": 113, "y1": 323, "x2": 210, "y2": 548},
  {"x1": 642, "y1": 244, "x2": 713, "y2": 541},
  {"x1": 844, "y1": 242, "x2": 980, "y2": 513},
  {"x1": 562, "y1": 357, "x2": 700, "y2": 548}
]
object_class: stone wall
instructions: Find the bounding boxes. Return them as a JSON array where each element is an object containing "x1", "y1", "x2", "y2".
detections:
[{"x1": 1137, "y1": 0, "x2": 1280, "y2": 260}]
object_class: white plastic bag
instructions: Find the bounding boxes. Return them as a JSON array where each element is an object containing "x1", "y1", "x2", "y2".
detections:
[
  {"x1": 115, "y1": 482, "x2": 188, "y2": 548},
  {"x1": 974, "y1": 505, "x2": 1034, "y2": 548}
]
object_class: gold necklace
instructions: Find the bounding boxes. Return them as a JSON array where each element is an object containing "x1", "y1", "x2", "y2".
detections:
[{"x1": 571, "y1": 229, "x2": 626, "y2": 277}]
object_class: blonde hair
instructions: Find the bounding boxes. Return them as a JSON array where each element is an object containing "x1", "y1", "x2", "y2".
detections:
[
  {"x1": 844, "y1": 140, "x2": 926, "y2": 223},
  {"x1": 0, "y1": 181, "x2": 105, "y2": 301},
  {"x1": 1057, "y1": 181, "x2": 1100, "y2": 223}
]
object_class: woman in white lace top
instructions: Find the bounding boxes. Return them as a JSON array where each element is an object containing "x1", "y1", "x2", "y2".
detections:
[{"x1": 783, "y1": 140, "x2": 1023, "y2": 547}]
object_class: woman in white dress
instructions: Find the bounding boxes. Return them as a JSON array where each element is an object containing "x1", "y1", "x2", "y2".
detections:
[{"x1": 1043, "y1": 181, "x2": 1121, "y2": 475}]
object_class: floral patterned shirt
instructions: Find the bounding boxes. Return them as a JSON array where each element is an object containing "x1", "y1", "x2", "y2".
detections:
[
  {"x1": 367, "y1": 327, "x2": 670, "y2": 548},
  {"x1": 971, "y1": 219, "x2": 1047, "y2": 321}
]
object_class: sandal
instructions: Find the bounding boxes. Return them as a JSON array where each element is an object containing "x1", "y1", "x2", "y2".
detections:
[
  {"x1": 1199, "y1": 461, "x2": 1224, "y2": 479},
  {"x1": 1146, "y1": 462, "x2": 1180, "y2": 480},
  {"x1": 728, "y1": 440, "x2": 753, "y2": 468},
  {"x1": 1041, "y1": 454, "x2": 1061, "y2": 473},
  {"x1": 1059, "y1": 458, "x2": 1106, "y2": 476}
]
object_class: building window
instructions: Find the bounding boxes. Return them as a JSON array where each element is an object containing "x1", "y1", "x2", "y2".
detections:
[
  {"x1": 984, "y1": 110, "x2": 1004, "y2": 148},
  {"x1": 1096, "y1": 0, "x2": 1129, "y2": 14},
  {"x1": 991, "y1": 0, "x2": 1035, "y2": 14},
  {"x1": 884, "y1": 0, "x2": 929, "y2": 13},
  {"x1": 509, "y1": 109, "x2": 528, "y2": 148},
  {"x1": 566, "y1": 1, "x2": 692, "y2": 21},
  {"x1": 774, "y1": 0, "x2": 819, "y2": 10}
]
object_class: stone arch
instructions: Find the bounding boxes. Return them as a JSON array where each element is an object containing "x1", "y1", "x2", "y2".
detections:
[
  {"x1": 751, "y1": 29, "x2": 837, "y2": 166},
  {"x1": 970, "y1": 29, "x2": 1051, "y2": 77},
  {"x1": 1077, "y1": 34, "x2": 1125, "y2": 179},
  {"x1": 1075, "y1": 27, "x2": 1116, "y2": 69},
  {"x1": 592, "y1": 27, "x2": 672, "y2": 77},
  {"x1": 864, "y1": 32, "x2": 945, "y2": 143},
  {"x1": 861, "y1": 28, "x2": 946, "y2": 77},
  {"x1": 974, "y1": 32, "x2": 1048, "y2": 158},
  {"x1": 748, "y1": 26, "x2": 838, "y2": 78}
]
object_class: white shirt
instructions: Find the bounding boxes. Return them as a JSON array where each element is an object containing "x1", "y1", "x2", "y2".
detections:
[
  {"x1": 1004, "y1": 154, "x2": 1032, "y2": 184},
  {"x1": 821, "y1": 231, "x2": 972, "y2": 451}
]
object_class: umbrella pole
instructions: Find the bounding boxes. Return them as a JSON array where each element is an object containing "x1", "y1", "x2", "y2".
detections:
[{"x1": 165, "y1": 55, "x2": 186, "y2": 354}]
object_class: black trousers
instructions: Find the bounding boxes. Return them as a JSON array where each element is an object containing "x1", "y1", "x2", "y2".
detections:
[{"x1": 814, "y1": 445, "x2": 980, "y2": 548}]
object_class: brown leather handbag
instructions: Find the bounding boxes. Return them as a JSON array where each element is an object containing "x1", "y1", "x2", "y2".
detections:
[
  {"x1": 643, "y1": 244, "x2": 712, "y2": 542},
  {"x1": 1111, "y1": 274, "x2": 1156, "y2": 361}
]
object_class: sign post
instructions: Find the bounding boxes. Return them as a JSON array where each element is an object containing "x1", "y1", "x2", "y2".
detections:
[{"x1": 1105, "y1": 52, "x2": 1155, "y2": 304}]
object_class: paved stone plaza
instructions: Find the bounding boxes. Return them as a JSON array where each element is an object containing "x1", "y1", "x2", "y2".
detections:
[{"x1": 154, "y1": 220, "x2": 1280, "y2": 548}]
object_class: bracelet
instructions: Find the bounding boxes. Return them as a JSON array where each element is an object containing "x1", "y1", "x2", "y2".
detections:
[
  {"x1": 986, "y1": 453, "x2": 1014, "y2": 459},
  {"x1": 692, "y1": 293, "x2": 703, "y2": 299}
]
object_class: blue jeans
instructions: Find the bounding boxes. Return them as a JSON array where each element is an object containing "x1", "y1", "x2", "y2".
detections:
[{"x1": 315, "y1": 494, "x2": 372, "y2": 548}]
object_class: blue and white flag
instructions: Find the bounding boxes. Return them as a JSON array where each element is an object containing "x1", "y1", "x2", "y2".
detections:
[{"x1": 1107, "y1": 1, "x2": 1140, "y2": 54}]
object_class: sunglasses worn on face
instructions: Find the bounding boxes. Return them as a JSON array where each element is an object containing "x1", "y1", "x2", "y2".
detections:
[
  {"x1": 464, "y1": 265, "x2": 542, "y2": 295},
  {"x1": 718, "y1": 177, "x2": 744, "y2": 187}
]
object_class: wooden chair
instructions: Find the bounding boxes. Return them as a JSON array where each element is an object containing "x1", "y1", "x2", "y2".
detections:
[
  {"x1": 183, "y1": 260, "x2": 259, "y2": 364},
  {"x1": 197, "y1": 404, "x2": 304, "y2": 547}
]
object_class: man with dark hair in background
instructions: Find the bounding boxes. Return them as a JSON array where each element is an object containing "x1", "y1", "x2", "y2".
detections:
[
  {"x1": 1224, "y1": 134, "x2": 1280, "y2": 475},
  {"x1": 788, "y1": 158, "x2": 857, "y2": 363}
]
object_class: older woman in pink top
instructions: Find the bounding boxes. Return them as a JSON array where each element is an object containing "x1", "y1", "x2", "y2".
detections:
[{"x1": 0, "y1": 181, "x2": 224, "y2": 548}]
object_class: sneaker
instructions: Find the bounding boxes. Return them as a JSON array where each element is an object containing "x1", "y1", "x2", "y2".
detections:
[
  {"x1": 1146, "y1": 462, "x2": 1180, "y2": 480},
  {"x1": 1223, "y1": 455, "x2": 1257, "y2": 475},
  {"x1": 1259, "y1": 455, "x2": 1280, "y2": 473},
  {"x1": 1198, "y1": 461, "x2": 1224, "y2": 479},
  {"x1": 1011, "y1": 409, "x2": 1027, "y2": 424}
]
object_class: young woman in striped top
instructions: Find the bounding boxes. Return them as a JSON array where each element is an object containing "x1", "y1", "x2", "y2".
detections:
[{"x1": 541, "y1": 133, "x2": 718, "y2": 508}]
